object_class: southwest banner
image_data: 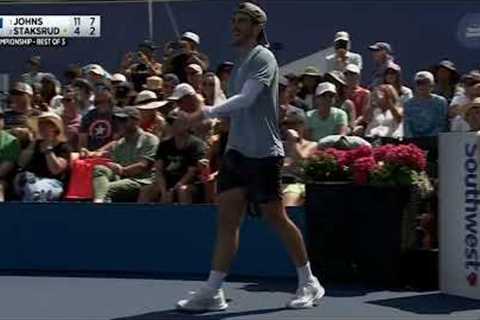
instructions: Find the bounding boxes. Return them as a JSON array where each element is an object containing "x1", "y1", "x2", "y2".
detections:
[{"x1": 440, "y1": 132, "x2": 480, "y2": 299}]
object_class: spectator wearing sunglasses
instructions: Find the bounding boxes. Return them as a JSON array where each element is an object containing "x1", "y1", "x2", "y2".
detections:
[
  {"x1": 60, "y1": 86, "x2": 82, "y2": 151},
  {"x1": 325, "y1": 31, "x2": 362, "y2": 73}
]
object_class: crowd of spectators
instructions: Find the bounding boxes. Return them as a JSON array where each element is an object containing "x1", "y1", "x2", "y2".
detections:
[{"x1": 0, "y1": 29, "x2": 479, "y2": 207}]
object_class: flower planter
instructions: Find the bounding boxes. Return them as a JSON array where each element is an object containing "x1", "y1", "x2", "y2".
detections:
[
  {"x1": 305, "y1": 182, "x2": 358, "y2": 282},
  {"x1": 306, "y1": 183, "x2": 410, "y2": 287}
]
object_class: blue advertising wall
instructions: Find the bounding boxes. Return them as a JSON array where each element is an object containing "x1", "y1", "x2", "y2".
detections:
[
  {"x1": 0, "y1": 203, "x2": 305, "y2": 278},
  {"x1": 0, "y1": 1, "x2": 479, "y2": 86}
]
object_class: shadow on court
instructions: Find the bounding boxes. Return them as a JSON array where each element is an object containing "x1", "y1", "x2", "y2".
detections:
[
  {"x1": 367, "y1": 293, "x2": 480, "y2": 314},
  {"x1": 113, "y1": 307, "x2": 287, "y2": 320}
]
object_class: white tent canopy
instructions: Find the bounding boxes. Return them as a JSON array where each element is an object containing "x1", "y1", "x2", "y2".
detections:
[{"x1": 280, "y1": 46, "x2": 334, "y2": 77}]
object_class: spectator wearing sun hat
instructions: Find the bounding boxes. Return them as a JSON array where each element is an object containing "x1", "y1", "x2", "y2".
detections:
[
  {"x1": 325, "y1": 31, "x2": 363, "y2": 73},
  {"x1": 403, "y1": 71, "x2": 448, "y2": 138},
  {"x1": 136, "y1": 99, "x2": 168, "y2": 140},
  {"x1": 383, "y1": 62, "x2": 413, "y2": 106},
  {"x1": 305, "y1": 82, "x2": 348, "y2": 140},
  {"x1": 15, "y1": 112, "x2": 71, "y2": 202},
  {"x1": 456, "y1": 97, "x2": 480, "y2": 132},
  {"x1": 431, "y1": 60, "x2": 461, "y2": 103},
  {"x1": 298, "y1": 66, "x2": 323, "y2": 111},
  {"x1": 369, "y1": 41, "x2": 395, "y2": 88}
]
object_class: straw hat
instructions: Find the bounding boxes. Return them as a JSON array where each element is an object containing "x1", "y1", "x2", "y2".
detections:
[
  {"x1": 143, "y1": 76, "x2": 163, "y2": 91},
  {"x1": 28, "y1": 112, "x2": 67, "y2": 142},
  {"x1": 136, "y1": 100, "x2": 169, "y2": 110}
]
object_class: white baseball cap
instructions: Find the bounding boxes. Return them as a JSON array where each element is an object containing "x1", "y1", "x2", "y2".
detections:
[
  {"x1": 182, "y1": 31, "x2": 200, "y2": 45},
  {"x1": 415, "y1": 71, "x2": 435, "y2": 84},
  {"x1": 345, "y1": 64, "x2": 360, "y2": 75},
  {"x1": 334, "y1": 31, "x2": 350, "y2": 42},
  {"x1": 111, "y1": 73, "x2": 127, "y2": 82},
  {"x1": 89, "y1": 64, "x2": 104, "y2": 76},
  {"x1": 168, "y1": 83, "x2": 197, "y2": 101},
  {"x1": 315, "y1": 82, "x2": 337, "y2": 96},
  {"x1": 186, "y1": 64, "x2": 203, "y2": 75}
]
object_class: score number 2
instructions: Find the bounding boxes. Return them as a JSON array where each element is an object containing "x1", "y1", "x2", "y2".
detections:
[{"x1": 73, "y1": 16, "x2": 97, "y2": 36}]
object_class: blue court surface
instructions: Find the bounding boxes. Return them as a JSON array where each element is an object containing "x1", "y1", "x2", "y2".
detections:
[{"x1": 0, "y1": 276, "x2": 479, "y2": 320}]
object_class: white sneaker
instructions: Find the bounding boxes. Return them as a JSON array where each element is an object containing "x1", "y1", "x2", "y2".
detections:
[
  {"x1": 286, "y1": 277, "x2": 325, "y2": 309},
  {"x1": 176, "y1": 286, "x2": 228, "y2": 312}
]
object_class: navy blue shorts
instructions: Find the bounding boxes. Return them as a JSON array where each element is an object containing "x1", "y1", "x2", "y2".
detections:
[{"x1": 217, "y1": 149, "x2": 283, "y2": 204}]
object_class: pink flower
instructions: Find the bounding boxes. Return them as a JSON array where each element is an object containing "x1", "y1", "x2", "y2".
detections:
[
  {"x1": 344, "y1": 146, "x2": 373, "y2": 166},
  {"x1": 384, "y1": 144, "x2": 426, "y2": 171}
]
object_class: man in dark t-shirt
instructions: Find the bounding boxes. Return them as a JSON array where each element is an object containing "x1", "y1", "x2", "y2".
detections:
[{"x1": 138, "y1": 110, "x2": 206, "y2": 204}]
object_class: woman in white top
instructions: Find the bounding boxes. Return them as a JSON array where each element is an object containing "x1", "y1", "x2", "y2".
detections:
[
  {"x1": 383, "y1": 62, "x2": 413, "y2": 106},
  {"x1": 364, "y1": 84, "x2": 403, "y2": 138}
]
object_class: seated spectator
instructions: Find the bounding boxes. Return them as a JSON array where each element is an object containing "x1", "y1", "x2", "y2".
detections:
[
  {"x1": 298, "y1": 66, "x2": 323, "y2": 110},
  {"x1": 431, "y1": 60, "x2": 461, "y2": 103},
  {"x1": 306, "y1": 82, "x2": 348, "y2": 141},
  {"x1": 282, "y1": 110, "x2": 317, "y2": 207},
  {"x1": 449, "y1": 70, "x2": 480, "y2": 130},
  {"x1": 136, "y1": 100, "x2": 168, "y2": 140},
  {"x1": 112, "y1": 80, "x2": 132, "y2": 108},
  {"x1": 279, "y1": 77, "x2": 305, "y2": 120},
  {"x1": 143, "y1": 76, "x2": 164, "y2": 100},
  {"x1": 181, "y1": 31, "x2": 201, "y2": 52},
  {"x1": 85, "y1": 64, "x2": 106, "y2": 84},
  {"x1": 216, "y1": 61, "x2": 234, "y2": 94},
  {"x1": 324, "y1": 70, "x2": 356, "y2": 127},
  {"x1": 368, "y1": 41, "x2": 395, "y2": 88},
  {"x1": 186, "y1": 64, "x2": 204, "y2": 93},
  {"x1": 60, "y1": 86, "x2": 82, "y2": 151},
  {"x1": 20, "y1": 56, "x2": 45, "y2": 86},
  {"x1": 3, "y1": 82, "x2": 37, "y2": 130},
  {"x1": 138, "y1": 110, "x2": 207, "y2": 204},
  {"x1": 168, "y1": 83, "x2": 211, "y2": 140},
  {"x1": 404, "y1": 71, "x2": 448, "y2": 138},
  {"x1": 202, "y1": 72, "x2": 226, "y2": 106},
  {"x1": 284, "y1": 73, "x2": 309, "y2": 111},
  {"x1": 325, "y1": 31, "x2": 363, "y2": 73},
  {"x1": 364, "y1": 84, "x2": 403, "y2": 138},
  {"x1": 72, "y1": 78, "x2": 95, "y2": 116},
  {"x1": 79, "y1": 82, "x2": 117, "y2": 151},
  {"x1": 162, "y1": 73, "x2": 180, "y2": 99},
  {"x1": 344, "y1": 64, "x2": 371, "y2": 129},
  {"x1": 88, "y1": 107, "x2": 158, "y2": 203},
  {"x1": 0, "y1": 109, "x2": 21, "y2": 201},
  {"x1": 64, "y1": 64, "x2": 82, "y2": 86},
  {"x1": 40, "y1": 73, "x2": 63, "y2": 110},
  {"x1": 459, "y1": 98, "x2": 480, "y2": 132},
  {"x1": 121, "y1": 40, "x2": 162, "y2": 83},
  {"x1": 15, "y1": 112, "x2": 70, "y2": 202},
  {"x1": 383, "y1": 62, "x2": 413, "y2": 105}
]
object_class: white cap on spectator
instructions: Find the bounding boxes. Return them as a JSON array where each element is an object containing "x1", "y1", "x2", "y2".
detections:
[
  {"x1": 89, "y1": 65, "x2": 104, "y2": 76},
  {"x1": 135, "y1": 90, "x2": 157, "y2": 105},
  {"x1": 182, "y1": 31, "x2": 200, "y2": 45},
  {"x1": 345, "y1": 64, "x2": 360, "y2": 75},
  {"x1": 315, "y1": 82, "x2": 337, "y2": 96},
  {"x1": 415, "y1": 71, "x2": 435, "y2": 84},
  {"x1": 11, "y1": 82, "x2": 33, "y2": 96},
  {"x1": 168, "y1": 83, "x2": 196, "y2": 101},
  {"x1": 111, "y1": 73, "x2": 127, "y2": 82},
  {"x1": 334, "y1": 31, "x2": 350, "y2": 42},
  {"x1": 186, "y1": 64, "x2": 203, "y2": 75}
]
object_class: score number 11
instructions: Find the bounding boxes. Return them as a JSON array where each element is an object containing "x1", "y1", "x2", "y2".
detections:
[{"x1": 73, "y1": 16, "x2": 98, "y2": 37}]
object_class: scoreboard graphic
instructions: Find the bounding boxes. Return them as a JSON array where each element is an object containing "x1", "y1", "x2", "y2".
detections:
[{"x1": 0, "y1": 15, "x2": 101, "y2": 47}]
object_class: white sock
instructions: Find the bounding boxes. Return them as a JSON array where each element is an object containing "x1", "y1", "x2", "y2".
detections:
[
  {"x1": 297, "y1": 261, "x2": 315, "y2": 286},
  {"x1": 205, "y1": 270, "x2": 227, "y2": 290}
]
